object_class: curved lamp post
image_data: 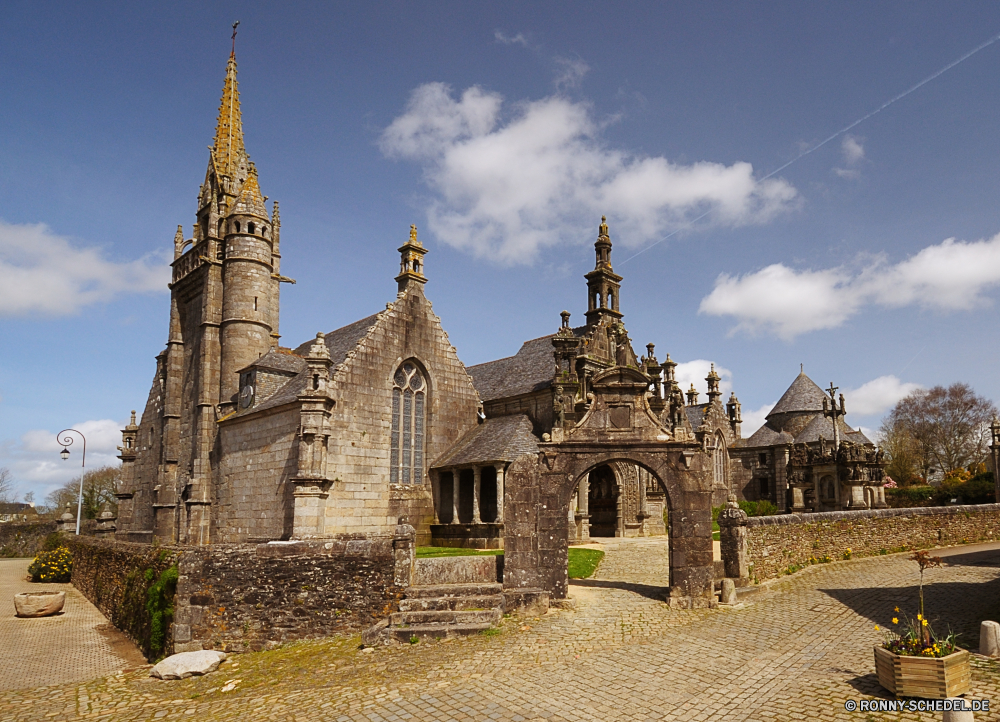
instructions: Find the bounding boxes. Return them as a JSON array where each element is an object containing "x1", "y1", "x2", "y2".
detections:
[{"x1": 57, "y1": 429, "x2": 86, "y2": 535}]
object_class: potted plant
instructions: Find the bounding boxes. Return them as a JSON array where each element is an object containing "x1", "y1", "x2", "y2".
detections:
[{"x1": 874, "y1": 551, "x2": 970, "y2": 699}]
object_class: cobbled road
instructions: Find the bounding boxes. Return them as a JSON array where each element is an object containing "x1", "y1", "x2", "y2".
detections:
[{"x1": 3, "y1": 539, "x2": 1000, "y2": 721}]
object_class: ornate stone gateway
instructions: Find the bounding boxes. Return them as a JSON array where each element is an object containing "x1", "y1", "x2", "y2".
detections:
[{"x1": 502, "y1": 366, "x2": 716, "y2": 607}]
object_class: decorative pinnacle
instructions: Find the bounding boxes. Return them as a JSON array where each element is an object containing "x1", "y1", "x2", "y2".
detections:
[
  {"x1": 409, "y1": 224, "x2": 420, "y2": 246},
  {"x1": 212, "y1": 42, "x2": 245, "y2": 181}
]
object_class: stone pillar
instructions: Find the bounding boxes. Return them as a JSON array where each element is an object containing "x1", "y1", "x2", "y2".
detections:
[
  {"x1": 393, "y1": 522, "x2": 416, "y2": 588},
  {"x1": 472, "y1": 466, "x2": 482, "y2": 524},
  {"x1": 578, "y1": 475, "x2": 590, "y2": 540},
  {"x1": 873, "y1": 484, "x2": 888, "y2": 509},
  {"x1": 847, "y1": 485, "x2": 867, "y2": 509},
  {"x1": 451, "y1": 471, "x2": 460, "y2": 524},
  {"x1": 718, "y1": 495, "x2": 749, "y2": 581},
  {"x1": 431, "y1": 471, "x2": 440, "y2": 523},
  {"x1": 495, "y1": 463, "x2": 505, "y2": 523},
  {"x1": 94, "y1": 504, "x2": 117, "y2": 539},
  {"x1": 776, "y1": 447, "x2": 789, "y2": 513},
  {"x1": 791, "y1": 486, "x2": 806, "y2": 513},
  {"x1": 57, "y1": 504, "x2": 75, "y2": 534},
  {"x1": 291, "y1": 481, "x2": 329, "y2": 539}
]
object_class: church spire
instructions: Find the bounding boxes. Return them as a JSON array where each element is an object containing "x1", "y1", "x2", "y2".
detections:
[
  {"x1": 584, "y1": 216, "x2": 623, "y2": 326},
  {"x1": 211, "y1": 39, "x2": 246, "y2": 183}
]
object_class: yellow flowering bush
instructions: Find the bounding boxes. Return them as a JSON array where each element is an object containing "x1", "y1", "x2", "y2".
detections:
[{"x1": 28, "y1": 546, "x2": 73, "y2": 583}]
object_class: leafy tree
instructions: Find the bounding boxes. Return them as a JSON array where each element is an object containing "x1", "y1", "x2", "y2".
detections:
[
  {"x1": 883, "y1": 384, "x2": 997, "y2": 482},
  {"x1": 45, "y1": 465, "x2": 120, "y2": 519}
]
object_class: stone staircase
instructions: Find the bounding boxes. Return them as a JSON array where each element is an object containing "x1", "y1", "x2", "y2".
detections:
[{"x1": 381, "y1": 582, "x2": 505, "y2": 642}]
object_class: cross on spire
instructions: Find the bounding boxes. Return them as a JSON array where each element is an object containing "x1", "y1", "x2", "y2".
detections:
[{"x1": 231, "y1": 20, "x2": 240, "y2": 56}]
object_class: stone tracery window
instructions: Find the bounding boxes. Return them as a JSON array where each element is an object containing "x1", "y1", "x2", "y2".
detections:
[
  {"x1": 713, "y1": 432, "x2": 727, "y2": 487},
  {"x1": 390, "y1": 362, "x2": 426, "y2": 484}
]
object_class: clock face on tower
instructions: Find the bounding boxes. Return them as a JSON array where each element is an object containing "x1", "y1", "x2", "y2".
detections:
[{"x1": 239, "y1": 383, "x2": 254, "y2": 409}]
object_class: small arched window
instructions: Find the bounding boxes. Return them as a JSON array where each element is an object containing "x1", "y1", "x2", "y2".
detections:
[
  {"x1": 390, "y1": 362, "x2": 427, "y2": 484},
  {"x1": 608, "y1": 291, "x2": 615, "y2": 309},
  {"x1": 234, "y1": 221, "x2": 241, "y2": 233},
  {"x1": 248, "y1": 222, "x2": 256, "y2": 234}
]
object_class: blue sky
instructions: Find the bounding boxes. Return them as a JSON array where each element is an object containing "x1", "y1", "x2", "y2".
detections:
[{"x1": 3, "y1": 2, "x2": 1000, "y2": 502}]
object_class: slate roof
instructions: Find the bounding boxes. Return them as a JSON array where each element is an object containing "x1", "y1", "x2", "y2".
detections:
[
  {"x1": 743, "y1": 424, "x2": 795, "y2": 447},
  {"x1": 793, "y1": 413, "x2": 872, "y2": 445},
  {"x1": 236, "y1": 313, "x2": 382, "y2": 416},
  {"x1": 240, "y1": 349, "x2": 306, "y2": 375},
  {"x1": 767, "y1": 372, "x2": 828, "y2": 418},
  {"x1": 433, "y1": 414, "x2": 540, "y2": 468},
  {"x1": 685, "y1": 404, "x2": 709, "y2": 429},
  {"x1": 467, "y1": 335, "x2": 558, "y2": 401}
]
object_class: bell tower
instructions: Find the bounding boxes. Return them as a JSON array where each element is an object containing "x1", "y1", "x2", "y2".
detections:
[
  {"x1": 396, "y1": 224, "x2": 428, "y2": 294},
  {"x1": 584, "y1": 216, "x2": 623, "y2": 326}
]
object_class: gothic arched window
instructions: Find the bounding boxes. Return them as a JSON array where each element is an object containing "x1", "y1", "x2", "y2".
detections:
[
  {"x1": 390, "y1": 362, "x2": 427, "y2": 484},
  {"x1": 713, "y1": 432, "x2": 727, "y2": 487}
]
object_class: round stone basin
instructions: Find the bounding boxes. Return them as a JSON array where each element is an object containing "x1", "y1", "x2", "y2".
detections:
[{"x1": 14, "y1": 591, "x2": 66, "y2": 618}]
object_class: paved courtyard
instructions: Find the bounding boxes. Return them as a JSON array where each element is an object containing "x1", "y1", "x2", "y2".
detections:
[
  {"x1": 0, "y1": 558, "x2": 145, "y2": 693},
  {"x1": 2, "y1": 540, "x2": 1000, "y2": 721}
]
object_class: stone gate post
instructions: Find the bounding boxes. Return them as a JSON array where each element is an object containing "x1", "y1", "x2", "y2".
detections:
[{"x1": 718, "y1": 494, "x2": 749, "y2": 582}]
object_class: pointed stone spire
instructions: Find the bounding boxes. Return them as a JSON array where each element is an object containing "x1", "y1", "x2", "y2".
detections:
[
  {"x1": 173, "y1": 225, "x2": 186, "y2": 259},
  {"x1": 231, "y1": 162, "x2": 267, "y2": 218},
  {"x1": 396, "y1": 224, "x2": 428, "y2": 294},
  {"x1": 706, "y1": 363, "x2": 722, "y2": 403},
  {"x1": 272, "y1": 200, "x2": 281, "y2": 249},
  {"x1": 212, "y1": 49, "x2": 246, "y2": 183}
]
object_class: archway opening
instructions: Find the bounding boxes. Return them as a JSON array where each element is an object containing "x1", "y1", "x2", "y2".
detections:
[{"x1": 587, "y1": 464, "x2": 620, "y2": 537}]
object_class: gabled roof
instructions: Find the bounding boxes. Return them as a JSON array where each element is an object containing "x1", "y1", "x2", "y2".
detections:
[
  {"x1": 743, "y1": 424, "x2": 795, "y2": 448},
  {"x1": 239, "y1": 312, "x2": 382, "y2": 416},
  {"x1": 767, "y1": 372, "x2": 828, "y2": 417},
  {"x1": 467, "y1": 336, "x2": 557, "y2": 401},
  {"x1": 239, "y1": 349, "x2": 306, "y2": 375},
  {"x1": 685, "y1": 404, "x2": 709, "y2": 429},
  {"x1": 434, "y1": 414, "x2": 540, "y2": 468}
]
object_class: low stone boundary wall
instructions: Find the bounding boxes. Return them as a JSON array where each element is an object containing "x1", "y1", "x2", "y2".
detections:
[
  {"x1": 744, "y1": 504, "x2": 1000, "y2": 582},
  {"x1": 173, "y1": 535, "x2": 406, "y2": 653},
  {"x1": 0, "y1": 520, "x2": 57, "y2": 557},
  {"x1": 66, "y1": 536, "x2": 181, "y2": 660}
]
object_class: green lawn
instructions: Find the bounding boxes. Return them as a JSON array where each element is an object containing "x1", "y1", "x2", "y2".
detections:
[
  {"x1": 413, "y1": 546, "x2": 604, "y2": 579},
  {"x1": 567, "y1": 548, "x2": 604, "y2": 579},
  {"x1": 415, "y1": 546, "x2": 503, "y2": 558}
]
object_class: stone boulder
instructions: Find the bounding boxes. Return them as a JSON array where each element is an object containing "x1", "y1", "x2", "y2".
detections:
[
  {"x1": 14, "y1": 591, "x2": 66, "y2": 617},
  {"x1": 150, "y1": 650, "x2": 227, "y2": 680}
]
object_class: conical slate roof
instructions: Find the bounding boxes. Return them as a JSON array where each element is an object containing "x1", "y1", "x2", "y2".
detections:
[{"x1": 767, "y1": 372, "x2": 827, "y2": 418}]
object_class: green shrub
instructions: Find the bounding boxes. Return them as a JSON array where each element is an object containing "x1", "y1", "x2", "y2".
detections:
[
  {"x1": 28, "y1": 546, "x2": 73, "y2": 583},
  {"x1": 739, "y1": 499, "x2": 779, "y2": 517},
  {"x1": 146, "y1": 565, "x2": 179, "y2": 658},
  {"x1": 40, "y1": 533, "x2": 64, "y2": 552}
]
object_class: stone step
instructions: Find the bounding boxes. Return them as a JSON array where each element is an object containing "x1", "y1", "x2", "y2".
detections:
[
  {"x1": 390, "y1": 608, "x2": 502, "y2": 627},
  {"x1": 399, "y1": 594, "x2": 504, "y2": 612},
  {"x1": 384, "y1": 622, "x2": 494, "y2": 642},
  {"x1": 404, "y1": 583, "x2": 502, "y2": 599}
]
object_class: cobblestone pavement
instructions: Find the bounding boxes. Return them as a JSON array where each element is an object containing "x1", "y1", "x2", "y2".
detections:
[
  {"x1": 0, "y1": 558, "x2": 145, "y2": 692},
  {"x1": 3, "y1": 542, "x2": 1000, "y2": 721}
]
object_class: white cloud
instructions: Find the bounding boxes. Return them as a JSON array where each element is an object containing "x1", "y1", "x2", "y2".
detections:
[
  {"x1": 380, "y1": 83, "x2": 799, "y2": 264},
  {"x1": 841, "y1": 135, "x2": 865, "y2": 164},
  {"x1": 0, "y1": 220, "x2": 170, "y2": 316},
  {"x1": 843, "y1": 375, "x2": 922, "y2": 417},
  {"x1": 0, "y1": 419, "x2": 124, "y2": 503},
  {"x1": 494, "y1": 30, "x2": 528, "y2": 46},
  {"x1": 699, "y1": 233, "x2": 1000, "y2": 339},
  {"x1": 554, "y1": 56, "x2": 590, "y2": 91},
  {"x1": 673, "y1": 359, "x2": 733, "y2": 399},
  {"x1": 740, "y1": 402, "x2": 775, "y2": 437}
]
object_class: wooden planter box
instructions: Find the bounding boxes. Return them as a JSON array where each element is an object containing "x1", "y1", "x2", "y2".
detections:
[{"x1": 874, "y1": 646, "x2": 971, "y2": 699}]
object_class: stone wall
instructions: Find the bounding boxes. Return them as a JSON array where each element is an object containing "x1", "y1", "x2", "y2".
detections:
[
  {"x1": 744, "y1": 504, "x2": 1000, "y2": 582},
  {"x1": 173, "y1": 535, "x2": 404, "y2": 653},
  {"x1": 0, "y1": 521, "x2": 57, "y2": 557},
  {"x1": 66, "y1": 536, "x2": 181, "y2": 660},
  {"x1": 215, "y1": 404, "x2": 300, "y2": 542}
]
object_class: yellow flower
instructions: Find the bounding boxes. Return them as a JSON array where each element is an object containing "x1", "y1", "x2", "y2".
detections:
[
  {"x1": 894, "y1": 606, "x2": 899, "y2": 612},
  {"x1": 922, "y1": 619, "x2": 928, "y2": 627},
  {"x1": 917, "y1": 614, "x2": 923, "y2": 620},
  {"x1": 874, "y1": 625, "x2": 880, "y2": 631},
  {"x1": 892, "y1": 618, "x2": 898, "y2": 624}
]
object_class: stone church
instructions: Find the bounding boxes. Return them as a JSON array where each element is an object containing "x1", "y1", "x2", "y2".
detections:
[{"x1": 115, "y1": 47, "x2": 882, "y2": 551}]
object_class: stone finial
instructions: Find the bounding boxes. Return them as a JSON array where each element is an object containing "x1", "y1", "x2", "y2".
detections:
[
  {"x1": 308, "y1": 332, "x2": 330, "y2": 359},
  {"x1": 599, "y1": 215, "x2": 609, "y2": 238},
  {"x1": 686, "y1": 383, "x2": 699, "y2": 406},
  {"x1": 173, "y1": 225, "x2": 186, "y2": 259}
]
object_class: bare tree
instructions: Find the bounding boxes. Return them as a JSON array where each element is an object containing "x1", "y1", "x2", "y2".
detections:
[
  {"x1": 45, "y1": 465, "x2": 120, "y2": 519},
  {"x1": 0, "y1": 467, "x2": 12, "y2": 503},
  {"x1": 884, "y1": 383, "x2": 997, "y2": 480},
  {"x1": 876, "y1": 418, "x2": 923, "y2": 486}
]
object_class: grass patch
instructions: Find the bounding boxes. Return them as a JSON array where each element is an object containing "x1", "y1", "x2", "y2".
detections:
[
  {"x1": 415, "y1": 546, "x2": 503, "y2": 558},
  {"x1": 568, "y1": 548, "x2": 604, "y2": 579}
]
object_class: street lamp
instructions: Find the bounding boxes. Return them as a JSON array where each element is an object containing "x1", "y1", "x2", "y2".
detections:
[{"x1": 57, "y1": 429, "x2": 86, "y2": 535}]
